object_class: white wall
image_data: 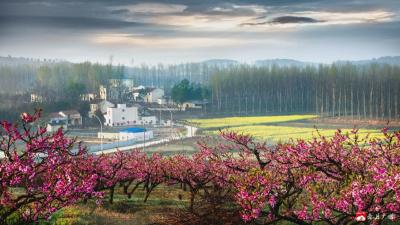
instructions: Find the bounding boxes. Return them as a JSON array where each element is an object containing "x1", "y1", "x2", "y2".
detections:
[
  {"x1": 119, "y1": 130, "x2": 154, "y2": 141},
  {"x1": 147, "y1": 89, "x2": 164, "y2": 103},
  {"x1": 141, "y1": 116, "x2": 157, "y2": 125},
  {"x1": 104, "y1": 104, "x2": 140, "y2": 127},
  {"x1": 97, "y1": 132, "x2": 119, "y2": 140},
  {"x1": 47, "y1": 124, "x2": 67, "y2": 132}
]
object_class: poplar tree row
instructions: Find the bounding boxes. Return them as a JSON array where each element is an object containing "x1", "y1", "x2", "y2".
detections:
[{"x1": 209, "y1": 63, "x2": 400, "y2": 120}]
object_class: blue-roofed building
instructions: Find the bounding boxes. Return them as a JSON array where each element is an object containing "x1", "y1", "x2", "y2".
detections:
[
  {"x1": 119, "y1": 127, "x2": 153, "y2": 141},
  {"x1": 120, "y1": 127, "x2": 146, "y2": 133}
]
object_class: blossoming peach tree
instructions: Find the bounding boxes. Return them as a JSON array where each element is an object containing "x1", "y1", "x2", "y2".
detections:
[
  {"x1": 0, "y1": 111, "x2": 99, "y2": 223},
  {"x1": 2, "y1": 110, "x2": 399, "y2": 225},
  {"x1": 219, "y1": 129, "x2": 400, "y2": 225}
]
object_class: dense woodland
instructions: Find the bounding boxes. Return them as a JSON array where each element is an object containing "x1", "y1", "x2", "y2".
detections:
[
  {"x1": 209, "y1": 63, "x2": 400, "y2": 120},
  {"x1": 1, "y1": 56, "x2": 400, "y2": 120}
]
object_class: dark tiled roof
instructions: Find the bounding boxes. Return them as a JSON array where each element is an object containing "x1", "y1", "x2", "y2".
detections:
[
  {"x1": 48, "y1": 120, "x2": 67, "y2": 126},
  {"x1": 49, "y1": 112, "x2": 63, "y2": 118},
  {"x1": 61, "y1": 110, "x2": 80, "y2": 115}
]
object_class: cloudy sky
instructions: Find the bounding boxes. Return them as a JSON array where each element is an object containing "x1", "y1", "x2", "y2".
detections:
[{"x1": 0, "y1": 0, "x2": 399, "y2": 64}]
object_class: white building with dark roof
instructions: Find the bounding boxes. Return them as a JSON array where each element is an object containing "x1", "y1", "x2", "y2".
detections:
[{"x1": 104, "y1": 104, "x2": 140, "y2": 127}]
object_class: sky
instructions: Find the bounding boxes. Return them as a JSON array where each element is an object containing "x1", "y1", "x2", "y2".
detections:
[{"x1": 0, "y1": 0, "x2": 399, "y2": 65}]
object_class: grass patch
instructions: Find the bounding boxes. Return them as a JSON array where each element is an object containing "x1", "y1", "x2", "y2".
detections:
[{"x1": 43, "y1": 185, "x2": 188, "y2": 225}]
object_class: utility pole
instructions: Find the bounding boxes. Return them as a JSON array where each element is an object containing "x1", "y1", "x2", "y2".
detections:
[{"x1": 143, "y1": 121, "x2": 146, "y2": 151}]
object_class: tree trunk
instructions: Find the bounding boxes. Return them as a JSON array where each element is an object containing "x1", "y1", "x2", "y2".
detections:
[
  {"x1": 351, "y1": 89, "x2": 354, "y2": 120},
  {"x1": 363, "y1": 91, "x2": 366, "y2": 119},
  {"x1": 370, "y1": 85, "x2": 374, "y2": 119},
  {"x1": 109, "y1": 186, "x2": 115, "y2": 204},
  {"x1": 332, "y1": 87, "x2": 335, "y2": 118}
]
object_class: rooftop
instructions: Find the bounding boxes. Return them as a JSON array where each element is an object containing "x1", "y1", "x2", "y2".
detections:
[{"x1": 120, "y1": 127, "x2": 146, "y2": 133}]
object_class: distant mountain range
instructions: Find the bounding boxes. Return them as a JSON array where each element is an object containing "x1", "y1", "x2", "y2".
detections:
[
  {"x1": 254, "y1": 59, "x2": 316, "y2": 67},
  {"x1": 1, "y1": 56, "x2": 400, "y2": 67},
  {"x1": 202, "y1": 56, "x2": 400, "y2": 67},
  {"x1": 201, "y1": 59, "x2": 240, "y2": 67},
  {"x1": 335, "y1": 56, "x2": 400, "y2": 66}
]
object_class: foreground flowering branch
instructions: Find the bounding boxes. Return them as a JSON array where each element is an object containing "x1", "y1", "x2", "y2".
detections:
[
  {"x1": 220, "y1": 130, "x2": 400, "y2": 224},
  {"x1": 0, "y1": 111, "x2": 100, "y2": 223}
]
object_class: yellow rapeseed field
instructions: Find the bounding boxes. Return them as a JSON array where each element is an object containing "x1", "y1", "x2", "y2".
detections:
[
  {"x1": 189, "y1": 114, "x2": 318, "y2": 129},
  {"x1": 209, "y1": 125, "x2": 383, "y2": 142}
]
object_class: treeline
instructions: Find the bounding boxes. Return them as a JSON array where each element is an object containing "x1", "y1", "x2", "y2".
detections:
[
  {"x1": 0, "y1": 57, "x2": 220, "y2": 95},
  {"x1": 34, "y1": 62, "x2": 124, "y2": 101},
  {"x1": 171, "y1": 79, "x2": 210, "y2": 104},
  {"x1": 0, "y1": 60, "x2": 124, "y2": 99},
  {"x1": 126, "y1": 62, "x2": 221, "y2": 88},
  {"x1": 210, "y1": 63, "x2": 400, "y2": 120},
  {"x1": 0, "y1": 56, "x2": 63, "y2": 94},
  {"x1": 0, "y1": 60, "x2": 125, "y2": 121},
  {"x1": 0, "y1": 64, "x2": 37, "y2": 94}
]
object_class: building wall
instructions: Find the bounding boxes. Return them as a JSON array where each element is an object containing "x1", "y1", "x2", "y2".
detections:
[
  {"x1": 81, "y1": 93, "x2": 96, "y2": 101},
  {"x1": 97, "y1": 132, "x2": 119, "y2": 140},
  {"x1": 49, "y1": 116, "x2": 67, "y2": 124},
  {"x1": 99, "y1": 101, "x2": 115, "y2": 114},
  {"x1": 119, "y1": 130, "x2": 154, "y2": 141},
  {"x1": 104, "y1": 104, "x2": 139, "y2": 126},
  {"x1": 90, "y1": 104, "x2": 99, "y2": 113},
  {"x1": 47, "y1": 124, "x2": 67, "y2": 132},
  {"x1": 146, "y1": 89, "x2": 164, "y2": 103},
  {"x1": 97, "y1": 130, "x2": 154, "y2": 141},
  {"x1": 99, "y1": 85, "x2": 107, "y2": 100},
  {"x1": 141, "y1": 116, "x2": 157, "y2": 125},
  {"x1": 31, "y1": 94, "x2": 43, "y2": 103},
  {"x1": 90, "y1": 100, "x2": 115, "y2": 115}
]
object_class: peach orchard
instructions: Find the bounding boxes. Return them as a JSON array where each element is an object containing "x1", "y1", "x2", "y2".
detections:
[{"x1": 1, "y1": 111, "x2": 400, "y2": 224}]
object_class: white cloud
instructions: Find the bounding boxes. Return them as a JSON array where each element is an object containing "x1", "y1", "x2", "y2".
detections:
[
  {"x1": 112, "y1": 3, "x2": 187, "y2": 14},
  {"x1": 92, "y1": 33, "x2": 245, "y2": 48},
  {"x1": 297, "y1": 10, "x2": 395, "y2": 25}
]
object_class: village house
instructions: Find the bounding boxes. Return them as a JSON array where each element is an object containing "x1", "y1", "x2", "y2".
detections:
[
  {"x1": 141, "y1": 116, "x2": 157, "y2": 125},
  {"x1": 157, "y1": 96, "x2": 173, "y2": 105},
  {"x1": 97, "y1": 127, "x2": 154, "y2": 142},
  {"x1": 49, "y1": 112, "x2": 67, "y2": 124},
  {"x1": 59, "y1": 110, "x2": 82, "y2": 126},
  {"x1": 179, "y1": 100, "x2": 208, "y2": 111},
  {"x1": 30, "y1": 93, "x2": 44, "y2": 103},
  {"x1": 49, "y1": 110, "x2": 82, "y2": 126},
  {"x1": 104, "y1": 104, "x2": 140, "y2": 127},
  {"x1": 99, "y1": 85, "x2": 107, "y2": 100},
  {"x1": 47, "y1": 120, "x2": 67, "y2": 132},
  {"x1": 89, "y1": 99, "x2": 115, "y2": 117},
  {"x1": 99, "y1": 79, "x2": 135, "y2": 101},
  {"x1": 80, "y1": 93, "x2": 96, "y2": 101},
  {"x1": 132, "y1": 87, "x2": 165, "y2": 103},
  {"x1": 144, "y1": 88, "x2": 165, "y2": 103},
  {"x1": 103, "y1": 103, "x2": 158, "y2": 127}
]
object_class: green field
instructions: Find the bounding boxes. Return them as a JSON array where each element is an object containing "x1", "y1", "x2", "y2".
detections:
[{"x1": 189, "y1": 114, "x2": 318, "y2": 129}]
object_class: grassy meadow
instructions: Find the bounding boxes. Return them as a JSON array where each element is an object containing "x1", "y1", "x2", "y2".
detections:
[{"x1": 41, "y1": 185, "x2": 190, "y2": 225}]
